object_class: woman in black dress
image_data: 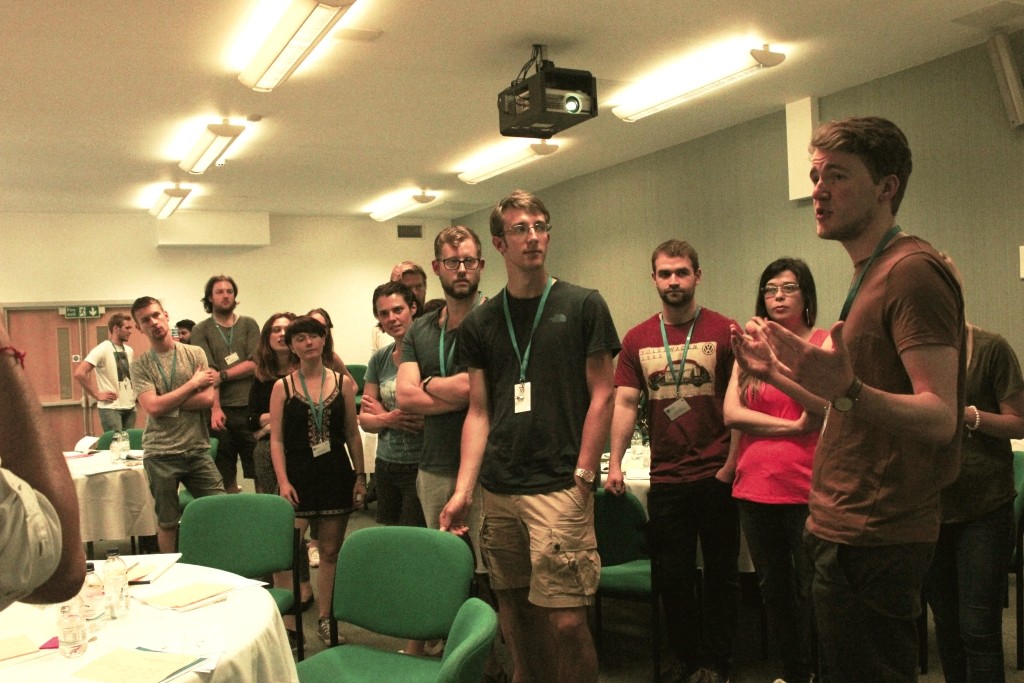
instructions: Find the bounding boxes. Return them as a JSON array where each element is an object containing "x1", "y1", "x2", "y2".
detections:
[{"x1": 270, "y1": 315, "x2": 366, "y2": 644}]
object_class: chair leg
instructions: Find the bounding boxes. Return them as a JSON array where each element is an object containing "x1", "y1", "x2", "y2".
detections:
[
  {"x1": 650, "y1": 592, "x2": 660, "y2": 683},
  {"x1": 918, "y1": 592, "x2": 928, "y2": 674},
  {"x1": 1016, "y1": 553, "x2": 1022, "y2": 669},
  {"x1": 292, "y1": 527, "x2": 304, "y2": 661}
]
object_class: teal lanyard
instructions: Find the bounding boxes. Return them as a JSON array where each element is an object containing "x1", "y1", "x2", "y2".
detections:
[
  {"x1": 298, "y1": 367, "x2": 327, "y2": 435},
  {"x1": 660, "y1": 307, "x2": 701, "y2": 397},
  {"x1": 502, "y1": 278, "x2": 554, "y2": 383},
  {"x1": 438, "y1": 292, "x2": 483, "y2": 377},
  {"x1": 215, "y1": 319, "x2": 235, "y2": 354},
  {"x1": 152, "y1": 346, "x2": 178, "y2": 393},
  {"x1": 839, "y1": 225, "x2": 902, "y2": 322},
  {"x1": 438, "y1": 324, "x2": 458, "y2": 378}
]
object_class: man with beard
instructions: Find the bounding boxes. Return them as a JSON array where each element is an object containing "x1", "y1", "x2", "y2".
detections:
[
  {"x1": 606, "y1": 239, "x2": 739, "y2": 683},
  {"x1": 130, "y1": 297, "x2": 223, "y2": 553},
  {"x1": 191, "y1": 275, "x2": 260, "y2": 493},
  {"x1": 396, "y1": 226, "x2": 486, "y2": 561}
]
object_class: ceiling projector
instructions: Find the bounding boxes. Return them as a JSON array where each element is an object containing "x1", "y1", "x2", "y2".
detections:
[{"x1": 497, "y1": 47, "x2": 598, "y2": 138}]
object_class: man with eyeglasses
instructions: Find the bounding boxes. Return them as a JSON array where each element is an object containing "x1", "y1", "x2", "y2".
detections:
[
  {"x1": 396, "y1": 226, "x2": 487, "y2": 558},
  {"x1": 440, "y1": 191, "x2": 619, "y2": 683},
  {"x1": 607, "y1": 239, "x2": 739, "y2": 683}
]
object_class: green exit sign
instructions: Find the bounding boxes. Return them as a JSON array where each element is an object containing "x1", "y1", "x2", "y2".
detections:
[{"x1": 63, "y1": 305, "x2": 103, "y2": 319}]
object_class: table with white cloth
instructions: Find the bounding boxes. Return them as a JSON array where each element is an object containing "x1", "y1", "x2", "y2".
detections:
[
  {"x1": 0, "y1": 559, "x2": 299, "y2": 683},
  {"x1": 603, "y1": 447, "x2": 754, "y2": 573},
  {"x1": 66, "y1": 453, "x2": 158, "y2": 543}
]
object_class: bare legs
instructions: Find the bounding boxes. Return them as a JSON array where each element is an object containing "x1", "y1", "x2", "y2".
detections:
[{"x1": 495, "y1": 587, "x2": 597, "y2": 683}]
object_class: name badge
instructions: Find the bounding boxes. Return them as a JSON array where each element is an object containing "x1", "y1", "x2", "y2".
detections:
[
  {"x1": 664, "y1": 397, "x2": 691, "y2": 421},
  {"x1": 514, "y1": 381, "x2": 532, "y2": 414},
  {"x1": 224, "y1": 352, "x2": 240, "y2": 366},
  {"x1": 311, "y1": 440, "x2": 331, "y2": 458}
]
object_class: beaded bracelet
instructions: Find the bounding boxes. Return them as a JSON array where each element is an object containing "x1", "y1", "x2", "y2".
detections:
[
  {"x1": 0, "y1": 345, "x2": 26, "y2": 368},
  {"x1": 965, "y1": 405, "x2": 981, "y2": 432}
]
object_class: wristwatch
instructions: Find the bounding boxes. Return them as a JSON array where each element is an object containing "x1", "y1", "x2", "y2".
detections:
[
  {"x1": 219, "y1": 370, "x2": 229, "y2": 382},
  {"x1": 421, "y1": 375, "x2": 434, "y2": 395},
  {"x1": 832, "y1": 377, "x2": 863, "y2": 413},
  {"x1": 574, "y1": 467, "x2": 596, "y2": 484}
]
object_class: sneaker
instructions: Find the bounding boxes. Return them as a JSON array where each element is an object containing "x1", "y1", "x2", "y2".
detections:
[
  {"x1": 317, "y1": 617, "x2": 346, "y2": 645},
  {"x1": 423, "y1": 639, "x2": 445, "y2": 657},
  {"x1": 308, "y1": 544, "x2": 320, "y2": 568}
]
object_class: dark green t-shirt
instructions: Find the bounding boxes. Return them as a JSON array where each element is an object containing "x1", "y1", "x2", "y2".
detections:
[{"x1": 459, "y1": 280, "x2": 620, "y2": 495}]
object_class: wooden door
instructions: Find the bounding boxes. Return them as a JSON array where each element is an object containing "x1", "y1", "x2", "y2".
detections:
[{"x1": 4, "y1": 304, "x2": 150, "y2": 451}]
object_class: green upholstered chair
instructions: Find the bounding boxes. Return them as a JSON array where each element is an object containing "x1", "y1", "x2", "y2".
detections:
[
  {"x1": 347, "y1": 364, "x2": 367, "y2": 412},
  {"x1": 593, "y1": 488, "x2": 659, "y2": 682},
  {"x1": 178, "y1": 493, "x2": 304, "y2": 660},
  {"x1": 297, "y1": 526, "x2": 496, "y2": 683},
  {"x1": 95, "y1": 428, "x2": 144, "y2": 450},
  {"x1": 177, "y1": 437, "x2": 219, "y2": 512}
]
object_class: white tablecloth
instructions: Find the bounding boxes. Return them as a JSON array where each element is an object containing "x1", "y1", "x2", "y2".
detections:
[
  {"x1": 0, "y1": 560, "x2": 298, "y2": 683},
  {"x1": 66, "y1": 454, "x2": 158, "y2": 543}
]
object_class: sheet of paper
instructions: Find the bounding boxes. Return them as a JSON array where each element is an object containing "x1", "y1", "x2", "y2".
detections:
[
  {"x1": 140, "y1": 582, "x2": 234, "y2": 610},
  {"x1": 73, "y1": 648, "x2": 202, "y2": 683},
  {"x1": 0, "y1": 635, "x2": 37, "y2": 662},
  {"x1": 74, "y1": 435, "x2": 100, "y2": 452},
  {"x1": 123, "y1": 553, "x2": 180, "y2": 584}
]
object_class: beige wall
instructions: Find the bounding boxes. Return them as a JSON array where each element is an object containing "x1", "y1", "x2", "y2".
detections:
[
  {"x1": 2, "y1": 36, "x2": 1023, "y2": 364},
  {"x1": 460, "y1": 37, "x2": 1024, "y2": 357}
]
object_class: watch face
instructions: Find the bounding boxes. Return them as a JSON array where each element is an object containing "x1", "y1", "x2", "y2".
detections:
[{"x1": 833, "y1": 397, "x2": 853, "y2": 412}]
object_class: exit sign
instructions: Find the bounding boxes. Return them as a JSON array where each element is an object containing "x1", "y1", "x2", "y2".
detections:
[{"x1": 63, "y1": 305, "x2": 103, "y2": 319}]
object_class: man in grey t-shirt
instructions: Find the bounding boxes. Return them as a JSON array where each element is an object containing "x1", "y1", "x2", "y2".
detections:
[{"x1": 131, "y1": 296, "x2": 224, "y2": 553}]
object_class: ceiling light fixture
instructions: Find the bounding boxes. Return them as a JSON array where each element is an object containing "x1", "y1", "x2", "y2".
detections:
[
  {"x1": 457, "y1": 140, "x2": 559, "y2": 185},
  {"x1": 238, "y1": 0, "x2": 353, "y2": 92},
  {"x1": 369, "y1": 192, "x2": 440, "y2": 222},
  {"x1": 612, "y1": 44, "x2": 786, "y2": 122},
  {"x1": 149, "y1": 185, "x2": 191, "y2": 219},
  {"x1": 178, "y1": 121, "x2": 246, "y2": 174}
]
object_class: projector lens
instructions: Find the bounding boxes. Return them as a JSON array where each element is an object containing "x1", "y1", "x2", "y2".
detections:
[{"x1": 564, "y1": 94, "x2": 582, "y2": 114}]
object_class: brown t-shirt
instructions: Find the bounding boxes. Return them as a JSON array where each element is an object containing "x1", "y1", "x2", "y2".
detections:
[
  {"x1": 939, "y1": 327, "x2": 1023, "y2": 523},
  {"x1": 807, "y1": 235, "x2": 965, "y2": 546}
]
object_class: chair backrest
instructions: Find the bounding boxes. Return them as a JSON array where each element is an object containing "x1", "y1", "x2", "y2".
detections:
[
  {"x1": 437, "y1": 597, "x2": 498, "y2": 683},
  {"x1": 332, "y1": 526, "x2": 473, "y2": 640},
  {"x1": 95, "y1": 428, "x2": 145, "y2": 450},
  {"x1": 347, "y1": 364, "x2": 367, "y2": 395},
  {"x1": 179, "y1": 494, "x2": 295, "y2": 578},
  {"x1": 593, "y1": 488, "x2": 649, "y2": 567}
]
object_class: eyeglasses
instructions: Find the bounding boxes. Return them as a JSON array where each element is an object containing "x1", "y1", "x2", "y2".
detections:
[
  {"x1": 440, "y1": 257, "x2": 482, "y2": 271},
  {"x1": 762, "y1": 283, "x2": 801, "y2": 297},
  {"x1": 503, "y1": 221, "x2": 551, "y2": 238}
]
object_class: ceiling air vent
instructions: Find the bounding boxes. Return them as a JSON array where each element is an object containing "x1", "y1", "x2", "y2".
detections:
[{"x1": 397, "y1": 224, "x2": 423, "y2": 239}]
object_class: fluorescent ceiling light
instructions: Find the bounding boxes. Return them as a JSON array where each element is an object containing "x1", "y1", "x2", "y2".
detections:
[
  {"x1": 239, "y1": 0, "x2": 353, "y2": 92},
  {"x1": 369, "y1": 192, "x2": 440, "y2": 222},
  {"x1": 149, "y1": 186, "x2": 191, "y2": 219},
  {"x1": 613, "y1": 45, "x2": 785, "y2": 122},
  {"x1": 457, "y1": 140, "x2": 558, "y2": 185},
  {"x1": 178, "y1": 122, "x2": 246, "y2": 174}
]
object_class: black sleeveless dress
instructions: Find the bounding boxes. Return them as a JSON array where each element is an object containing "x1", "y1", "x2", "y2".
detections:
[{"x1": 281, "y1": 371, "x2": 356, "y2": 517}]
